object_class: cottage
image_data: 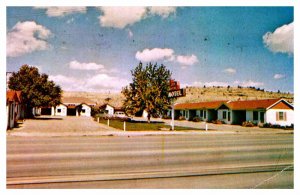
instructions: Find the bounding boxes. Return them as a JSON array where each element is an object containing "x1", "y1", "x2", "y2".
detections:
[
  {"x1": 98, "y1": 103, "x2": 124, "y2": 116},
  {"x1": 40, "y1": 97, "x2": 96, "y2": 117},
  {"x1": 6, "y1": 90, "x2": 23, "y2": 129}
]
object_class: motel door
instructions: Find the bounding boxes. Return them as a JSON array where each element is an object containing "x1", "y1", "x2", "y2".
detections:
[{"x1": 260, "y1": 112, "x2": 265, "y2": 123}]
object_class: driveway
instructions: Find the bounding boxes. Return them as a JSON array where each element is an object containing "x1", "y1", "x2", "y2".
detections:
[{"x1": 7, "y1": 116, "x2": 118, "y2": 136}]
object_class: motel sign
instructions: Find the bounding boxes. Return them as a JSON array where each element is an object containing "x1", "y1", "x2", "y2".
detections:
[
  {"x1": 168, "y1": 88, "x2": 186, "y2": 98},
  {"x1": 168, "y1": 79, "x2": 186, "y2": 98}
]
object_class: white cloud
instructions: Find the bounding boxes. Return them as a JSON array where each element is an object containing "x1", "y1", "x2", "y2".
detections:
[
  {"x1": 148, "y1": 7, "x2": 176, "y2": 18},
  {"x1": 69, "y1": 60, "x2": 104, "y2": 70},
  {"x1": 263, "y1": 22, "x2": 293, "y2": 54},
  {"x1": 135, "y1": 48, "x2": 199, "y2": 68},
  {"x1": 97, "y1": 6, "x2": 177, "y2": 29},
  {"x1": 223, "y1": 68, "x2": 236, "y2": 74},
  {"x1": 234, "y1": 80, "x2": 264, "y2": 87},
  {"x1": 49, "y1": 73, "x2": 129, "y2": 92},
  {"x1": 49, "y1": 75, "x2": 79, "y2": 89},
  {"x1": 176, "y1": 54, "x2": 198, "y2": 66},
  {"x1": 274, "y1": 74, "x2": 285, "y2": 79},
  {"x1": 98, "y1": 7, "x2": 147, "y2": 29},
  {"x1": 86, "y1": 74, "x2": 129, "y2": 90},
  {"x1": 35, "y1": 7, "x2": 87, "y2": 17},
  {"x1": 136, "y1": 48, "x2": 175, "y2": 62},
  {"x1": 7, "y1": 21, "x2": 52, "y2": 57}
]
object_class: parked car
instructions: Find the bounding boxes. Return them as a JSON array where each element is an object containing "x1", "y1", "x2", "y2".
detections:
[{"x1": 114, "y1": 111, "x2": 131, "y2": 121}]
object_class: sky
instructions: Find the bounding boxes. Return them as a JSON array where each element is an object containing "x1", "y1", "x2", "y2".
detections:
[{"x1": 6, "y1": 6, "x2": 294, "y2": 93}]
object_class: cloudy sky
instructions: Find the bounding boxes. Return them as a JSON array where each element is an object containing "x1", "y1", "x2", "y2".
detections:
[{"x1": 6, "y1": 6, "x2": 294, "y2": 93}]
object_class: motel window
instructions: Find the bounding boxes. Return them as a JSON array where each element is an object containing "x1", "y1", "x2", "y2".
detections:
[
  {"x1": 277, "y1": 111, "x2": 286, "y2": 121},
  {"x1": 253, "y1": 111, "x2": 258, "y2": 120},
  {"x1": 228, "y1": 112, "x2": 231, "y2": 121},
  {"x1": 223, "y1": 111, "x2": 227, "y2": 119},
  {"x1": 203, "y1": 110, "x2": 206, "y2": 119},
  {"x1": 57, "y1": 109, "x2": 61, "y2": 113},
  {"x1": 200, "y1": 110, "x2": 203, "y2": 117}
]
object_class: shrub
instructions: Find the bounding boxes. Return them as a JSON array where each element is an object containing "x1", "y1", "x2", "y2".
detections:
[
  {"x1": 259, "y1": 123, "x2": 294, "y2": 129},
  {"x1": 192, "y1": 116, "x2": 201, "y2": 122},
  {"x1": 285, "y1": 124, "x2": 294, "y2": 130},
  {"x1": 242, "y1": 121, "x2": 256, "y2": 127},
  {"x1": 162, "y1": 115, "x2": 171, "y2": 119},
  {"x1": 212, "y1": 120, "x2": 224, "y2": 124},
  {"x1": 178, "y1": 116, "x2": 186, "y2": 121}
]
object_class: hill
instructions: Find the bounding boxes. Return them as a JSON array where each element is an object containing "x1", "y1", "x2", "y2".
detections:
[
  {"x1": 177, "y1": 86, "x2": 293, "y2": 104},
  {"x1": 63, "y1": 86, "x2": 293, "y2": 107}
]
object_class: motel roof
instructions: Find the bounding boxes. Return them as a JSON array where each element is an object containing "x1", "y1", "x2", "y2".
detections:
[
  {"x1": 223, "y1": 98, "x2": 282, "y2": 110},
  {"x1": 6, "y1": 90, "x2": 22, "y2": 102},
  {"x1": 175, "y1": 98, "x2": 293, "y2": 111},
  {"x1": 62, "y1": 97, "x2": 96, "y2": 106},
  {"x1": 174, "y1": 100, "x2": 228, "y2": 110}
]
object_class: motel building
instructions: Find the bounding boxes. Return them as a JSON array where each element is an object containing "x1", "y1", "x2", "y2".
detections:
[
  {"x1": 40, "y1": 97, "x2": 96, "y2": 117},
  {"x1": 173, "y1": 98, "x2": 293, "y2": 126},
  {"x1": 6, "y1": 90, "x2": 24, "y2": 129}
]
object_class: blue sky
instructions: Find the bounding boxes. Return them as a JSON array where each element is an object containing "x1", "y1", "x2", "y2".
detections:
[{"x1": 6, "y1": 6, "x2": 294, "y2": 93}]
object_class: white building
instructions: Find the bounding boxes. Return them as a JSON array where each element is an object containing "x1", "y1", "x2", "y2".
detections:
[
  {"x1": 41, "y1": 97, "x2": 96, "y2": 117},
  {"x1": 98, "y1": 104, "x2": 124, "y2": 116},
  {"x1": 216, "y1": 98, "x2": 293, "y2": 126},
  {"x1": 174, "y1": 98, "x2": 293, "y2": 126},
  {"x1": 6, "y1": 90, "x2": 24, "y2": 129}
]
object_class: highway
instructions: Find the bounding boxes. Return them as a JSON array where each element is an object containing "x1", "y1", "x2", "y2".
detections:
[{"x1": 7, "y1": 133, "x2": 293, "y2": 188}]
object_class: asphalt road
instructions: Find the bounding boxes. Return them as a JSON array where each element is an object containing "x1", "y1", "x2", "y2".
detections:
[{"x1": 7, "y1": 134, "x2": 293, "y2": 188}]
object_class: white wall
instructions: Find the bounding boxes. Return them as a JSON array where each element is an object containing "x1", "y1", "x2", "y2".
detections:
[
  {"x1": 80, "y1": 104, "x2": 91, "y2": 117},
  {"x1": 55, "y1": 104, "x2": 67, "y2": 116},
  {"x1": 266, "y1": 109, "x2": 294, "y2": 126},
  {"x1": 143, "y1": 110, "x2": 148, "y2": 118},
  {"x1": 106, "y1": 105, "x2": 114, "y2": 115}
]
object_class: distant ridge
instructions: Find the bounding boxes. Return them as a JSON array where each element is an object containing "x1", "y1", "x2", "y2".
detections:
[
  {"x1": 63, "y1": 86, "x2": 293, "y2": 107},
  {"x1": 176, "y1": 86, "x2": 293, "y2": 104}
]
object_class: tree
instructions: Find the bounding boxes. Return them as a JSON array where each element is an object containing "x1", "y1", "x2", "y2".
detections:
[
  {"x1": 122, "y1": 62, "x2": 172, "y2": 123},
  {"x1": 8, "y1": 64, "x2": 62, "y2": 118}
]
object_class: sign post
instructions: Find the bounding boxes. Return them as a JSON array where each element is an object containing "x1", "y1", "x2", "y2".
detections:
[
  {"x1": 171, "y1": 104, "x2": 175, "y2": 131},
  {"x1": 168, "y1": 79, "x2": 186, "y2": 131}
]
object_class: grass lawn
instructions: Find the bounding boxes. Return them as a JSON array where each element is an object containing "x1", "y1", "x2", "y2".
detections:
[{"x1": 97, "y1": 119, "x2": 200, "y2": 131}]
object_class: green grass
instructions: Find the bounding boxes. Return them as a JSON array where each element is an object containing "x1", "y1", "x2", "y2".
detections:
[{"x1": 97, "y1": 119, "x2": 199, "y2": 131}]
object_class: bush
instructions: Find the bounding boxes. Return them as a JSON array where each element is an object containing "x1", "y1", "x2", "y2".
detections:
[
  {"x1": 242, "y1": 121, "x2": 255, "y2": 127},
  {"x1": 212, "y1": 120, "x2": 225, "y2": 124},
  {"x1": 260, "y1": 123, "x2": 294, "y2": 130},
  {"x1": 192, "y1": 116, "x2": 201, "y2": 122},
  {"x1": 162, "y1": 115, "x2": 171, "y2": 119},
  {"x1": 178, "y1": 116, "x2": 186, "y2": 121}
]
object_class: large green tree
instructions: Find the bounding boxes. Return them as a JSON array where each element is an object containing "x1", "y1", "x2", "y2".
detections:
[
  {"x1": 8, "y1": 64, "x2": 62, "y2": 118},
  {"x1": 122, "y1": 62, "x2": 172, "y2": 123}
]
